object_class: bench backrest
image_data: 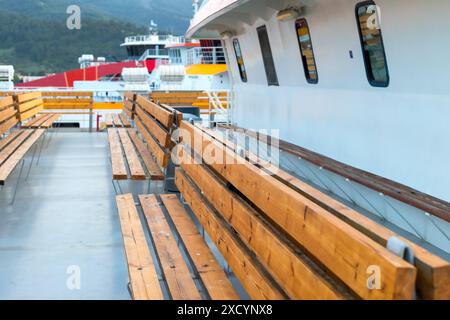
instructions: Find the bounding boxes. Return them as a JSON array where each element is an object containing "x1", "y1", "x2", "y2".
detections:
[
  {"x1": 174, "y1": 120, "x2": 422, "y2": 300},
  {"x1": 41, "y1": 91, "x2": 93, "y2": 110},
  {"x1": 0, "y1": 96, "x2": 18, "y2": 135},
  {"x1": 123, "y1": 92, "x2": 136, "y2": 120},
  {"x1": 150, "y1": 91, "x2": 228, "y2": 109},
  {"x1": 133, "y1": 94, "x2": 182, "y2": 170},
  {"x1": 16, "y1": 92, "x2": 44, "y2": 122}
]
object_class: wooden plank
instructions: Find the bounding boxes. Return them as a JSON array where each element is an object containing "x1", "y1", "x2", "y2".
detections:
[
  {"x1": 30, "y1": 114, "x2": 53, "y2": 128},
  {"x1": 135, "y1": 105, "x2": 171, "y2": 147},
  {"x1": 0, "y1": 116, "x2": 18, "y2": 136},
  {"x1": 135, "y1": 118, "x2": 169, "y2": 169},
  {"x1": 0, "y1": 129, "x2": 35, "y2": 165},
  {"x1": 175, "y1": 169, "x2": 286, "y2": 300},
  {"x1": 43, "y1": 104, "x2": 92, "y2": 110},
  {"x1": 116, "y1": 194, "x2": 164, "y2": 300},
  {"x1": 105, "y1": 114, "x2": 114, "y2": 128},
  {"x1": 113, "y1": 114, "x2": 123, "y2": 128},
  {"x1": 41, "y1": 114, "x2": 61, "y2": 129},
  {"x1": 19, "y1": 106, "x2": 44, "y2": 122},
  {"x1": 108, "y1": 129, "x2": 128, "y2": 180},
  {"x1": 140, "y1": 195, "x2": 202, "y2": 300},
  {"x1": 136, "y1": 95, "x2": 174, "y2": 128},
  {"x1": 0, "y1": 129, "x2": 44, "y2": 184},
  {"x1": 161, "y1": 194, "x2": 240, "y2": 300},
  {"x1": 0, "y1": 96, "x2": 14, "y2": 109},
  {"x1": 43, "y1": 98, "x2": 93, "y2": 104},
  {"x1": 0, "y1": 130, "x2": 24, "y2": 152},
  {"x1": 41, "y1": 91, "x2": 93, "y2": 97},
  {"x1": 117, "y1": 129, "x2": 146, "y2": 180},
  {"x1": 18, "y1": 99, "x2": 43, "y2": 113},
  {"x1": 127, "y1": 129, "x2": 164, "y2": 181},
  {"x1": 17, "y1": 92, "x2": 41, "y2": 103},
  {"x1": 180, "y1": 121, "x2": 418, "y2": 300},
  {"x1": 179, "y1": 149, "x2": 351, "y2": 300},
  {"x1": 0, "y1": 106, "x2": 17, "y2": 123},
  {"x1": 119, "y1": 113, "x2": 131, "y2": 128}
]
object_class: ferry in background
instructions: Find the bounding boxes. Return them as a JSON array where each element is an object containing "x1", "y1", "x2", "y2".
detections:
[{"x1": 186, "y1": 0, "x2": 450, "y2": 256}]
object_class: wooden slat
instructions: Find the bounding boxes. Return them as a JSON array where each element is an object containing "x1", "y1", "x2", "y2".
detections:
[
  {"x1": 136, "y1": 95, "x2": 174, "y2": 128},
  {"x1": 116, "y1": 194, "x2": 164, "y2": 300},
  {"x1": 175, "y1": 169, "x2": 286, "y2": 300},
  {"x1": 199, "y1": 126, "x2": 450, "y2": 299},
  {"x1": 179, "y1": 149, "x2": 351, "y2": 300},
  {"x1": 113, "y1": 114, "x2": 123, "y2": 128},
  {"x1": 0, "y1": 116, "x2": 18, "y2": 136},
  {"x1": 117, "y1": 129, "x2": 146, "y2": 180},
  {"x1": 0, "y1": 96, "x2": 14, "y2": 109},
  {"x1": 19, "y1": 106, "x2": 44, "y2": 122},
  {"x1": 105, "y1": 114, "x2": 113, "y2": 128},
  {"x1": 30, "y1": 114, "x2": 53, "y2": 128},
  {"x1": 41, "y1": 114, "x2": 61, "y2": 129},
  {"x1": 180, "y1": 121, "x2": 417, "y2": 300},
  {"x1": 18, "y1": 99, "x2": 43, "y2": 113},
  {"x1": 0, "y1": 130, "x2": 24, "y2": 152},
  {"x1": 0, "y1": 129, "x2": 35, "y2": 165},
  {"x1": 127, "y1": 129, "x2": 164, "y2": 181},
  {"x1": 108, "y1": 129, "x2": 128, "y2": 180},
  {"x1": 43, "y1": 104, "x2": 92, "y2": 110},
  {"x1": 161, "y1": 194, "x2": 240, "y2": 300},
  {"x1": 0, "y1": 129, "x2": 44, "y2": 184},
  {"x1": 17, "y1": 92, "x2": 41, "y2": 103},
  {"x1": 119, "y1": 113, "x2": 131, "y2": 128},
  {"x1": 135, "y1": 118, "x2": 169, "y2": 169},
  {"x1": 0, "y1": 106, "x2": 17, "y2": 123},
  {"x1": 135, "y1": 105, "x2": 171, "y2": 148},
  {"x1": 41, "y1": 91, "x2": 93, "y2": 97},
  {"x1": 140, "y1": 195, "x2": 202, "y2": 300}
]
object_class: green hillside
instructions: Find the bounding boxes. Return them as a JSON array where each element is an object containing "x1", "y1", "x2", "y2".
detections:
[
  {"x1": 0, "y1": 0, "x2": 193, "y2": 76},
  {"x1": 0, "y1": 11, "x2": 147, "y2": 75}
]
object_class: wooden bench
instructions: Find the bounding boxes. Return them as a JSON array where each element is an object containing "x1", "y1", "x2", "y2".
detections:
[
  {"x1": 41, "y1": 91, "x2": 93, "y2": 110},
  {"x1": 16, "y1": 92, "x2": 44, "y2": 123},
  {"x1": 0, "y1": 129, "x2": 45, "y2": 186},
  {"x1": 21, "y1": 113, "x2": 60, "y2": 129},
  {"x1": 150, "y1": 91, "x2": 228, "y2": 110},
  {"x1": 107, "y1": 95, "x2": 182, "y2": 183},
  {"x1": 171, "y1": 121, "x2": 429, "y2": 300},
  {"x1": 123, "y1": 92, "x2": 136, "y2": 120},
  {"x1": 177, "y1": 122, "x2": 450, "y2": 300},
  {"x1": 105, "y1": 113, "x2": 131, "y2": 128},
  {"x1": 108, "y1": 128, "x2": 164, "y2": 181},
  {"x1": 116, "y1": 193, "x2": 240, "y2": 300},
  {"x1": 0, "y1": 96, "x2": 18, "y2": 136}
]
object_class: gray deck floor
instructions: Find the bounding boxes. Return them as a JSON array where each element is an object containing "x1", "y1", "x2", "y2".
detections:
[{"x1": 0, "y1": 131, "x2": 130, "y2": 300}]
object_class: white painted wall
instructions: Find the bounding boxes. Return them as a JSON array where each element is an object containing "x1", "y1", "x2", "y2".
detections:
[{"x1": 224, "y1": 0, "x2": 450, "y2": 201}]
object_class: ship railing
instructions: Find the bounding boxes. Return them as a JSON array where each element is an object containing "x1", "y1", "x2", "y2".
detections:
[
  {"x1": 139, "y1": 49, "x2": 170, "y2": 60},
  {"x1": 186, "y1": 47, "x2": 226, "y2": 65},
  {"x1": 124, "y1": 34, "x2": 186, "y2": 44},
  {"x1": 199, "y1": 90, "x2": 231, "y2": 124}
]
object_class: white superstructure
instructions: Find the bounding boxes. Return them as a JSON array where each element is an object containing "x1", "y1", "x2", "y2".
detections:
[{"x1": 187, "y1": 0, "x2": 450, "y2": 254}]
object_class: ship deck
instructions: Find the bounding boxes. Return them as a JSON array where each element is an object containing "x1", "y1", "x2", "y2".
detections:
[{"x1": 0, "y1": 131, "x2": 130, "y2": 300}]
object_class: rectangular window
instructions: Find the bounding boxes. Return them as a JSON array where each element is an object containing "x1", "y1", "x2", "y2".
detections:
[
  {"x1": 356, "y1": 1, "x2": 389, "y2": 87},
  {"x1": 256, "y1": 25, "x2": 279, "y2": 86},
  {"x1": 295, "y1": 18, "x2": 318, "y2": 84},
  {"x1": 232, "y1": 39, "x2": 247, "y2": 83}
]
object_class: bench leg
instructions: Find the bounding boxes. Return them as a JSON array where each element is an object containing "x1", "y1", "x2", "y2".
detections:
[
  {"x1": 36, "y1": 133, "x2": 47, "y2": 166},
  {"x1": 112, "y1": 180, "x2": 124, "y2": 195},
  {"x1": 25, "y1": 140, "x2": 40, "y2": 181},
  {"x1": 10, "y1": 159, "x2": 26, "y2": 206}
]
